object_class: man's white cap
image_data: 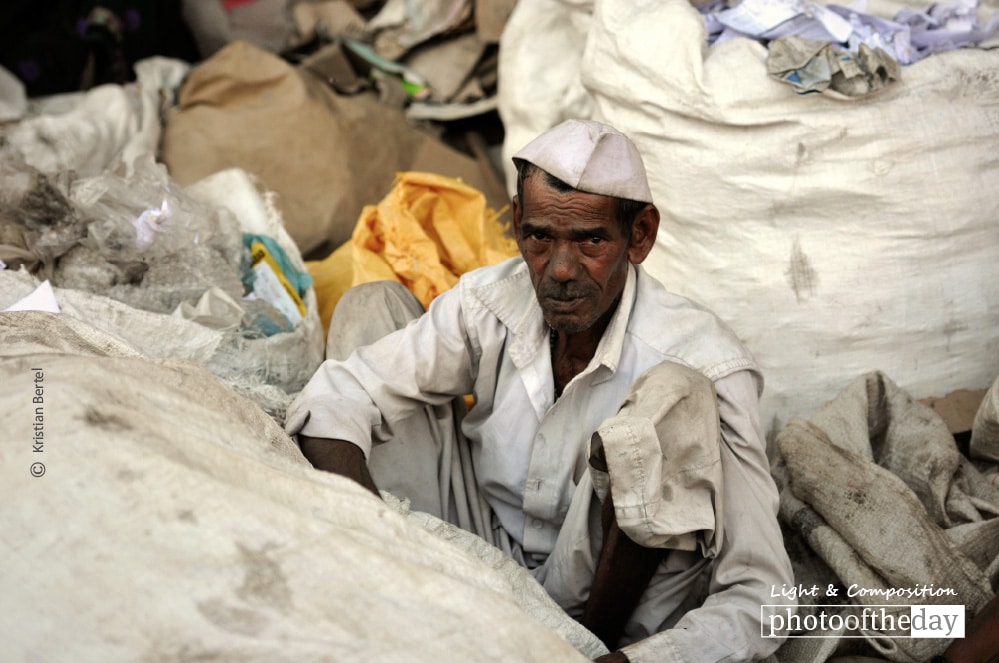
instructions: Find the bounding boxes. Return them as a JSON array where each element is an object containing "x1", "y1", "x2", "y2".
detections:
[{"x1": 512, "y1": 118, "x2": 654, "y2": 204}]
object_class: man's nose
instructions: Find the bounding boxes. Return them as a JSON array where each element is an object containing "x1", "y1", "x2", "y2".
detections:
[{"x1": 548, "y1": 241, "x2": 581, "y2": 282}]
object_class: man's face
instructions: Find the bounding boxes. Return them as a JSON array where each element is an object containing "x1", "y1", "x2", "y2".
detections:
[{"x1": 513, "y1": 173, "x2": 637, "y2": 335}]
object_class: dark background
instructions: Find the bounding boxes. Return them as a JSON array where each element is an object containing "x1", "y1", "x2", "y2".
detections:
[{"x1": 0, "y1": 1, "x2": 199, "y2": 97}]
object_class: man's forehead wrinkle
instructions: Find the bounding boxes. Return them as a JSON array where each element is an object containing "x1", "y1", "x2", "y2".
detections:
[
  {"x1": 522, "y1": 201, "x2": 612, "y2": 222},
  {"x1": 520, "y1": 217, "x2": 613, "y2": 240}
]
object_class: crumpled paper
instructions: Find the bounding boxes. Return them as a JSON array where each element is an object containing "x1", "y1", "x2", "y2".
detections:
[{"x1": 767, "y1": 36, "x2": 901, "y2": 96}]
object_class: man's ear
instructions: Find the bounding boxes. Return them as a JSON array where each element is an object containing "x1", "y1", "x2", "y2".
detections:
[{"x1": 628, "y1": 204, "x2": 660, "y2": 264}]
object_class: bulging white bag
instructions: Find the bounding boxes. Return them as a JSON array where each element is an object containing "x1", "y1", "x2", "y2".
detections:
[{"x1": 500, "y1": 0, "x2": 999, "y2": 430}]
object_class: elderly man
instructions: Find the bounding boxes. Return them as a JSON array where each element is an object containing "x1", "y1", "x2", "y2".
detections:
[{"x1": 286, "y1": 119, "x2": 794, "y2": 662}]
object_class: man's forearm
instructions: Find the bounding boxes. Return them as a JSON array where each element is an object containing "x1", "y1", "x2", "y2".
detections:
[
  {"x1": 581, "y1": 491, "x2": 662, "y2": 653},
  {"x1": 298, "y1": 435, "x2": 380, "y2": 498}
]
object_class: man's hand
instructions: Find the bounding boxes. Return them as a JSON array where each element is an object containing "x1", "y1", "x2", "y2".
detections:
[
  {"x1": 298, "y1": 435, "x2": 380, "y2": 498},
  {"x1": 939, "y1": 594, "x2": 999, "y2": 663}
]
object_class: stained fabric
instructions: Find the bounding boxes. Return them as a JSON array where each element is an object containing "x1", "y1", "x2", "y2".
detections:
[{"x1": 770, "y1": 372, "x2": 999, "y2": 662}]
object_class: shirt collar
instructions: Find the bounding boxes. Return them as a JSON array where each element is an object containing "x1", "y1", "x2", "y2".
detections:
[{"x1": 587, "y1": 263, "x2": 636, "y2": 376}]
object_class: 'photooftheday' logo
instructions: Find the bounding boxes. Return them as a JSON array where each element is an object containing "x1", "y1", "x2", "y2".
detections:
[{"x1": 762, "y1": 604, "x2": 965, "y2": 639}]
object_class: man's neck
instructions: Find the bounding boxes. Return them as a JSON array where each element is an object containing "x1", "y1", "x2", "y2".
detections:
[{"x1": 551, "y1": 297, "x2": 621, "y2": 396}]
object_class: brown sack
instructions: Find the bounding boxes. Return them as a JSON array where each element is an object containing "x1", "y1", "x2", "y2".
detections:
[{"x1": 161, "y1": 40, "x2": 428, "y2": 256}]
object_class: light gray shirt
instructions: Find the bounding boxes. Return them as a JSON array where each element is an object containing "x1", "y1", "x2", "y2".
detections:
[{"x1": 287, "y1": 258, "x2": 757, "y2": 551}]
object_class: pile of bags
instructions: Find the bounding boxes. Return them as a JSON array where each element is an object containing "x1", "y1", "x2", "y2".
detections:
[
  {"x1": 0, "y1": 59, "x2": 323, "y2": 419},
  {"x1": 168, "y1": 0, "x2": 516, "y2": 256},
  {"x1": 769, "y1": 372, "x2": 999, "y2": 661}
]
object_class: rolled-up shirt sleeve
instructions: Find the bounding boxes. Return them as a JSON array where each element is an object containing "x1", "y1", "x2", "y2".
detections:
[
  {"x1": 622, "y1": 369, "x2": 796, "y2": 663},
  {"x1": 284, "y1": 284, "x2": 478, "y2": 458}
]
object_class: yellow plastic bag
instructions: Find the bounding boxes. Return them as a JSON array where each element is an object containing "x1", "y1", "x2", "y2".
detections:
[{"x1": 309, "y1": 172, "x2": 517, "y2": 337}]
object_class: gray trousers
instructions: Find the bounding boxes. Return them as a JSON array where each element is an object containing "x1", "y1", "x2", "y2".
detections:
[{"x1": 327, "y1": 281, "x2": 503, "y2": 551}]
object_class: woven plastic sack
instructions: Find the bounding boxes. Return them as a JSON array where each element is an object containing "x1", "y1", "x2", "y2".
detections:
[
  {"x1": 498, "y1": 0, "x2": 999, "y2": 431},
  {"x1": 308, "y1": 171, "x2": 518, "y2": 337},
  {"x1": 0, "y1": 311, "x2": 601, "y2": 662},
  {"x1": 0, "y1": 57, "x2": 189, "y2": 178}
]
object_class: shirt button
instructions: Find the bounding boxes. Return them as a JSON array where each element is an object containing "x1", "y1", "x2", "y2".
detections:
[{"x1": 532, "y1": 519, "x2": 544, "y2": 529}]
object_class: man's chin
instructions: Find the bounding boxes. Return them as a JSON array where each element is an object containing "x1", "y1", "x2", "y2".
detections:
[{"x1": 544, "y1": 313, "x2": 593, "y2": 335}]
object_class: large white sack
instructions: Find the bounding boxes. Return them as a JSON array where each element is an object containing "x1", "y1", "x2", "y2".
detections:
[
  {"x1": 0, "y1": 57, "x2": 189, "y2": 178},
  {"x1": 0, "y1": 311, "x2": 600, "y2": 662},
  {"x1": 499, "y1": 0, "x2": 999, "y2": 432},
  {"x1": 497, "y1": 0, "x2": 595, "y2": 165}
]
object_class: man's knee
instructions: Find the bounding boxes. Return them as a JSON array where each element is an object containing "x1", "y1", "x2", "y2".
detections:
[
  {"x1": 625, "y1": 361, "x2": 717, "y2": 425},
  {"x1": 589, "y1": 360, "x2": 721, "y2": 550},
  {"x1": 327, "y1": 281, "x2": 426, "y2": 360}
]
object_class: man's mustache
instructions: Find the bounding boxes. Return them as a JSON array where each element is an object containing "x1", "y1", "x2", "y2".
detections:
[{"x1": 538, "y1": 279, "x2": 597, "y2": 301}]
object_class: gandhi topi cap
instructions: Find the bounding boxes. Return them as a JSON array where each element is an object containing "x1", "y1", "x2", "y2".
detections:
[{"x1": 512, "y1": 119, "x2": 654, "y2": 204}]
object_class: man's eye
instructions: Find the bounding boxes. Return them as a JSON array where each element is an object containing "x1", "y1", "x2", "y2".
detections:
[
  {"x1": 586, "y1": 236, "x2": 604, "y2": 245},
  {"x1": 529, "y1": 232, "x2": 548, "y2": 241}
]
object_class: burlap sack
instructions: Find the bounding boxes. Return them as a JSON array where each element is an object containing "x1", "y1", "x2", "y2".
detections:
[
  {"x1": 771, "y1": 372, "x2": 998, "y2": 662},
  {"x1": 161, "y1": 40, "x2": 431, "y2": 256},
  {"x1": 971, "y1": 375, "x2": 999, "y2": 464}
]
